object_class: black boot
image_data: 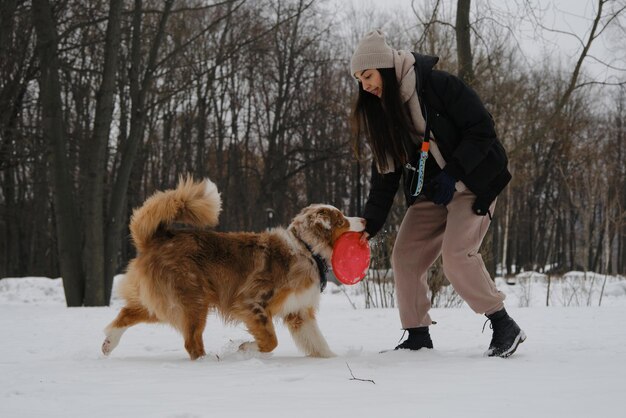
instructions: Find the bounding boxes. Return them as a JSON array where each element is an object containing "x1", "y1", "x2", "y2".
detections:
[
  {"x1": 394, "y1": 327, "x2": 433, "y2": 351},
  {"x1": 484, "y1": 308, "x2": 526, "y2": 358}
]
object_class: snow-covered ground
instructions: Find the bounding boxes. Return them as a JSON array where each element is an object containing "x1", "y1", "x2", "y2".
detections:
[{"x1": 1, "y1": 274, "x2": 625, "y2": 418}]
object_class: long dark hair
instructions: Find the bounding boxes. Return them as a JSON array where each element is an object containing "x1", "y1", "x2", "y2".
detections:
[{"x1": 351, "y1": 68, "x2": 417, "y2": 172}]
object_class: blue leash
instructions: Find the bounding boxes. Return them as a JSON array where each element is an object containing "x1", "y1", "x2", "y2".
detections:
[{"x1": 406, "y1": 107, "x2": 431, "y2": 197}]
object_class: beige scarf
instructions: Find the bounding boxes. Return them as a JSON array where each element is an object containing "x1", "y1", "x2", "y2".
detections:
[
  {"x1": 383, "y1": 50, "x2": 466, "y2": 191},
  {"x1": 378, "y1": 50, "x2": 440, "y2": 172}
]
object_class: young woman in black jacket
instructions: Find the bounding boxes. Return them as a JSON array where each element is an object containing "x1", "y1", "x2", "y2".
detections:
[{"x1": 350, "y1": 30, "x2": 525, "y2": 357}]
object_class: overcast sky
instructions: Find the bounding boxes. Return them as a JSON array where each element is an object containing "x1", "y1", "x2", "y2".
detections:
[{"x1": 340, "y1": 0, "x2": 625, "y2": 84}]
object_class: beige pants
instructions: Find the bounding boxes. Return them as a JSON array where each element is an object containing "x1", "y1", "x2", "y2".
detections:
[{"x1": 391, "y1": 189, "x2": 505, "y2": 328}]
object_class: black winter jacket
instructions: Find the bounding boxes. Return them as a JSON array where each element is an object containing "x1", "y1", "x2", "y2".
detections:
[{"x1": 362, "y1": 53, "x2": 511, "y2": 237}]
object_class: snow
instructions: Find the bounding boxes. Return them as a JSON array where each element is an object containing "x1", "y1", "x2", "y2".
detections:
[{"x1": 1, "y1": 274, "x2": 626, "y2": 418}]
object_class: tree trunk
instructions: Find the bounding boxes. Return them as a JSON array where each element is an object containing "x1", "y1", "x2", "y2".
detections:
[
  {"x1": 104, "y1": 0, "x2": 175, "y2": 301},
  {"x1": 455, "y1": 0, "x2": 474, "y2": 85},
  {"x1": 83, "y1": 0, "x2": 124, "y2": 306},
  {"x1": 32, "y1": 0, "x2": 83, "y2": 306}
]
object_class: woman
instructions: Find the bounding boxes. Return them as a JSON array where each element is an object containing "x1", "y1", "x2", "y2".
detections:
[{"x1": 350, "y1": 30, "x2": 525, "y2": 357}]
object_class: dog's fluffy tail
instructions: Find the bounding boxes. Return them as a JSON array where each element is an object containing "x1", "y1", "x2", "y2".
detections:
[{"x1": 130, "y1": 176, "x2": 221, "y2": 253}]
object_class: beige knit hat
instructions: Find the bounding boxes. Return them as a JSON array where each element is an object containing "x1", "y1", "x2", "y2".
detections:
[{"x1": 350, "y1": 30, "x2": 395, "y2": 77}]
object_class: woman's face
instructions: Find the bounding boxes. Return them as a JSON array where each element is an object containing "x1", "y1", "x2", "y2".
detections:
[{"x1": 355, "y1": 69, "x2": 382, "y2": 98}]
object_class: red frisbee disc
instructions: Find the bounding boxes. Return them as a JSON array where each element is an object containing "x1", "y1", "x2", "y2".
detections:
[{"x1": 331, "y1": 232, "x2": 370, "y2": 285}]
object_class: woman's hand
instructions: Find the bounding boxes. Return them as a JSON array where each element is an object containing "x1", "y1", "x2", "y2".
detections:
[
  {"x1": 360, "y1": 231, "x2": 370, "y2": 243},
  {"x1": 431, "y1": 170, "x2": 456, "y2": 205}
]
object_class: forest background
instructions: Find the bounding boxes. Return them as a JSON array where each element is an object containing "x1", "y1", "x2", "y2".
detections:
[{"x1": 1, "y1": 0, "x2": 625, "y2": 306}]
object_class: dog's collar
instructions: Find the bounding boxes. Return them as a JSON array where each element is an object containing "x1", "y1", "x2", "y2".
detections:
[
  {"x1": 291, "y1": 232, "x2": 328, "y2": 293},
  {"x1": 308, "y1": 244, "x2": 328, "y2": 293}
]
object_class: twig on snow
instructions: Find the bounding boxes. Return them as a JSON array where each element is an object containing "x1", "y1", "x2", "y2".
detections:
[{"x1": 346, "y1": 362, "x2": 375, "y2": 384}]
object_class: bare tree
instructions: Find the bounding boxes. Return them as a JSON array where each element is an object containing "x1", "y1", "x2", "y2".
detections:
[
  {"x1": 102, "y1": 0, "x2": 176, "y2": 304},
  {"x1": 82, "y1": 0, "x2": 124, "y2": 305},
  {"x1": 455, "y1": 0, "x2": 474, "y2": 84},
  {"x1": 32, "y1": 0, "x2": 84, "y2": 306}
]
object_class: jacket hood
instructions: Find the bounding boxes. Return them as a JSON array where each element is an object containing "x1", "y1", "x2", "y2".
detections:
[{"x1": 411, "y1": 53, "x2": 439, "y2": 94}]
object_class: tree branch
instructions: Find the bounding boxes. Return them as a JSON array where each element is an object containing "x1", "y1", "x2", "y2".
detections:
[{"x1": 346, "y1": 362, "x2": 375, "y2": 384}]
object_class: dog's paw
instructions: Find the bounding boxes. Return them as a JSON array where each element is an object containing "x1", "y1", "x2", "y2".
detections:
[
  {"x1": 102, "y1": 337, "x2": 113, "y2": 356},
  {"x1": 321, "y1": 350, "x2": 337, "y2": 358},
  {"x1": 238, "y1": 341, "x2": 259, "y2": 352},
  {"x1": 310, "y1": 349, "x2": 336, "y2": 358}
]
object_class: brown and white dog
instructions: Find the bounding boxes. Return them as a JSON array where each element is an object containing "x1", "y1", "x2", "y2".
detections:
[{"x1": 102, "y1": 176, "x2": 365, "y2": 360}]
